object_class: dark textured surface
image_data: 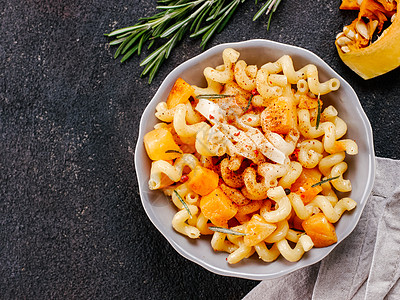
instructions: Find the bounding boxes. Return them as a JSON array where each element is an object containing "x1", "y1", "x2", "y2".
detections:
[{"x1": 1, "y1": 0, "x2": 399, "y2": 299}]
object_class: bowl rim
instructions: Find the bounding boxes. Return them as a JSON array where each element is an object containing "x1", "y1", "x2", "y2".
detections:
[{"x1": 134, "y1": 39, "x2": 376, "y2": 280}]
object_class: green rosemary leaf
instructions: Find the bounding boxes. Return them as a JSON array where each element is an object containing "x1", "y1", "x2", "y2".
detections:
[
  {"x1": 190, "y1": 2, "x2": 212, "y2": 32},
  {"x1": 243, "y1": 94, "x2": 253, "y2": 112},
  {"x1": 138, "y1": 32, "x2": 152, "y2": 55},
  {"x1": 311, "y1": 176, "x2": 340, "y2": 188},
  {"x1": 161, "y1": 18, "x2": 188, "y2": 38},
  {"x1": 141, "y1": 52, "x2": 163, "y2": 76},
  {"x1": 316, "y1": 95, "x2": 321, "y2": 129},
  {"x1": 120, "y1": 44, "x2": 140, "y2": 63},
  {"x1": 108, "y1": 24, "x2": 148, "y2": 37},
  {"x1": 165, "y1": 149, "x2": 183, "y2": 154},
  {"x1": 114, "y1": 32, "x2": 137, "y2": 58},
  {"x1": 209, "y1": 226, "x2": 247, "y2": 236},
  {"x1": 174, "y1": 190, "x2": 193, "y2": 218},
  {"x1": 189, "y1": 22, "x2": 213, "y2": 38},
  {"x1": 140, "y1": 45, "x2": 166, "y2": 66},
  {"x1": 207, "y1": 0, "x2": 225, "y2": 21},
  {"x1": 196, "y1": 94, "x2": 235, "y2": 99},
  {"x1": 214, "y1": 154, "x2": 228, "y2": 165},
  {"x1": 200, "y1": 23, "x2": 218, "y2": 48},
  {"x1": 217, "y1": 0, "x2": 240, "y2": 33},
  {"x1": 267, "y1": 0, "x2": 281, "y2": 30},
  {"x1": 121, "y1": 30, "x2": 146, "y2": 55},
  {"x1": 253, "y1": 0, "x2": 273, "y2": 21},
  {"x1": 148, "y1": 39, "x2": 155, "y2": 49},
  {"x1": 157, "y1": 3, "x2": 192, "y2": 10},
  {"x1": 149, "y1": 55, "x2": 166, "y2": 83},
  {"x1": 109, "y1": 38, "x2": 127, "y2": 46},
  {"x1": 116, "y1": 31, "x2": 136, "y2": 39}
]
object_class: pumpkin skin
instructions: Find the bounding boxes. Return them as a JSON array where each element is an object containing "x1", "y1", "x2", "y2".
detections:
[{"x1": 336, "y1": 2, "x2": 400, "y2": 79}]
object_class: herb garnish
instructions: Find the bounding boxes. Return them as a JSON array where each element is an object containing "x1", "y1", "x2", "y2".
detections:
[
  {"x1": 253, "y1": 0, "x2": 283, "y2": 30},
  {"x1": 209, "y1": 226, "x2": 247, "y2": 236},
  {"x1": 106, "y1": 0, "x2": 283, "y2": 83},
  {"x1": 243, "y1": 94, "x2": 253, "y2": 112},
  {"x1": 316, "y1": 94, "x2": 321, "y2": 129},
  {"x1": 165, "y1": 149, "x2": 183, "y2": 154},
  {"x1": 214, "y1": 154, "x2": 228, "y2": 165},
  {"x1": 196, "y1": 94, "x2": 235, "y2": 99},
  {"x1": 311, "y1": 176, "x2": 340, "y2": 187},
  {"x1": 174, "y1": 190, "x2": 192, "y2": 218}
]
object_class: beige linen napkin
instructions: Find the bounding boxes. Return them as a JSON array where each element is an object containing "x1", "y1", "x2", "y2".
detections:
[{"x1": 244, "y1": 157, "x2": 400, "y2": 300}]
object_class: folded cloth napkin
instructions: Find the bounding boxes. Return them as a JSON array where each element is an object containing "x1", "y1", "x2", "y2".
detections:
[{"x1": 243, "y1": 157, "x2": 400, "y2": 300}]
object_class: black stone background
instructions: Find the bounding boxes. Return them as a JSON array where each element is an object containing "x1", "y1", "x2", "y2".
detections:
[{"x1": 1, "y1": 0, "x2": 399, "y2": 299}]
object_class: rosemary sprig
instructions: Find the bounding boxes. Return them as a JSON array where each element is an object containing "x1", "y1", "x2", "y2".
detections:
[
  {"x1": 174, "y1": 190, "x2": 193, "y2": 218},
  {"x1": 243, "y1": 94, "x2": 253, "y2": 112},
  {"x1": 106, "y1": 0, "x2": 283, "y2": 83},
  {"x1": 196, "y1": 94, "x2": 235, "y2": 99},
  {"x1": 209, "y1": 226, "x2": 247, "y2": 236},
  {"x1": 311, "y1": 176, "x2": 340, "y2": 188},
  {"x1": 165, "y1": 149, "x2": 183, "y2": 154},
  {"x1": 316, "y1": 94, "x2": 321, "y2": 129},
  {"x1": 214, "y1": 153, "x2": 228, "y2": 165}
]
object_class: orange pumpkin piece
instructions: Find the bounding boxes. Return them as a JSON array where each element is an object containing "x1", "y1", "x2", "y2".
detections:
[
  {"x1": 244, "y1": 214, "x2": 277, "y2": 247},
  {"x1": 144, "y1": 128, "x2": 182, "y2": 161},
  {"x1": 340, "y1": 0, "x2": 360, "y2": 10},
  {"x1": 187, "y1": 166, "x2": 219, "y2": 196},
  {"x1": 297, "y1": 94, "x2": 322, "y2": 110},
  {"x1": 166, "y1": 78, "x2": 194, "y2": 109},
  {"x1": 302, "y1": 213, "x2": 338, "y2": 247},
  {"x1": 261, "y1": 97, "x2": 296, "y2": 134},
  {"x1": 290, "y1": 168, "x2": 323, "y2": 205},
  {"x1": 291, "y1": 214, "x2": 304, "y2": 231},
  {"x1": 200, "y1": 188, "x2": 237, "y2": 227}
]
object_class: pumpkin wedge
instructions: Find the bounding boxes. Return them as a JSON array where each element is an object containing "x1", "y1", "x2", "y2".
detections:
[{"x1": 336, "y1": 0, "x2": 400, "y2": 79}]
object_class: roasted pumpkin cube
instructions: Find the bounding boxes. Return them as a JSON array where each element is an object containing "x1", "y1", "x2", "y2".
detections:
[
  {"x1": 144, "y1": 128, "x2": 182, "y2": 161},
  {"x1": 187, "y1": 166, "x2": 219, "y2": 196},
  {"x1": 200, "y1": 188, "x2": 237, "y2": 227},
  {"x1": 244, "y1": 214, "x2": 277, "y2": 247},
  {"x1": 291, "y1": 214, "x2": 305, "y2": 231},
  {"x1": 339, "y1": 0, "x2": 360, "y2": 10},
  {"x1": 166, "y1": 78, "x2": 195, "y2": 109},
  {"x1": 302, "y1": 213, "x2": 337, "y2": 247},
  {"x1": 291, "y1": 168, "x2": 323, "y2": 204},
  {"x1": 297, "y1": 94, "x2": 322, "y2": 110},
  {"x1": 261, "y1": 97, "x2": 296, "y2": 134}
]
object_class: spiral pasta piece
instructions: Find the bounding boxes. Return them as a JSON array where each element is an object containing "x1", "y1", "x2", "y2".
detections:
[
  {"x1": 203, "y1": 48, "x2": 240, "y2": 83},
  {"x1": 276, "y1": 235, "x2": 314, "y2": 262},
  {"x1": 309, "y1": 196, "x2": 357, "y2": 223},
  {"x1": 261, "y1": 55, "x2": 340, "y2": 95},
  {"x1": 211, "y1": 232, "x2": 239, "y2": 253},
  {"x1": 234, "y1": 60, "x2": 257, "y2": 91},
  {"x1": 172, "y1": 205, "x2": 200, "y2": 239},
  {"x1": 260, "y1": 186, "x2": 292, "y2": 222},
  {"x1": 149, "y1": 154, "x2": 199, "y2": 190}
]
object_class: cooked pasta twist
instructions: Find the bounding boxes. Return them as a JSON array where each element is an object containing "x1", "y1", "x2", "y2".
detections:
[
  {"x1": 260, "y1": 186, "x2": 292, "y2": 222},
  {"x1": 298, "y1": 139, "x2": 324, "y2": 168},
  {"x1": 172, "y1": 205, "x2": 200, "y2": 239},
  {"x1": 203, "y1": 48, "x2": 240, "y2": 84},
  {"x1": 261, "y1": 55, "x2": 340, "y2": 95},
  {"x1": 149, "y1": 154, "x2": 199, "y2": 190},
  {"x1": 276, "y1": 235, "x2": 314, "y2": 262},
  {"x1": 242, "y1": 163, "x2": 288, "y2": 200}
]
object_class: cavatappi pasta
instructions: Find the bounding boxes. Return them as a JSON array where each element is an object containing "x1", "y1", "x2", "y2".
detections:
[{"x1": 143, "y1": 48, "x2": 358, "y2": 264}]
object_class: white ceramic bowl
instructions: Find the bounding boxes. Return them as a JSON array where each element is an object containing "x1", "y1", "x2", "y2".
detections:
[{"x1": 134, "y1": 39, "x2": 375, "y2": 280}]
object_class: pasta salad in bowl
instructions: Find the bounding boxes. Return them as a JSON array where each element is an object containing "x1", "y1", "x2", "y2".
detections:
[{"x1": 135, "y1": 39, "x2": 375, "y2": 280}]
